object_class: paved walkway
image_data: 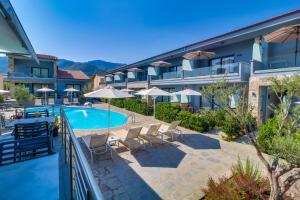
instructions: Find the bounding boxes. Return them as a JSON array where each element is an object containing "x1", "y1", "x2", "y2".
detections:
[{"x1": 75, "y1": 103, "x2": 266, "y2": 200}]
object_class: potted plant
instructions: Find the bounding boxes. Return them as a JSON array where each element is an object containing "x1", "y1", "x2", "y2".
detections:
[{"x1": 52, "y1": 116, "x2": 60, "y2": 137}]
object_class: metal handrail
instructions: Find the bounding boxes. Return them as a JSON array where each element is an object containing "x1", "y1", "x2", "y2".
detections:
[{"x1": 60, "y1": 107, "x2": 104, "y2": 200}]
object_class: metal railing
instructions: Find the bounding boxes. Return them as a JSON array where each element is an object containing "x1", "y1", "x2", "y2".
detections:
[
  {"x1": 162, "y1": 71, "x2": 182, "y2": 79},
  {"x1": 7, "y1": 71, "x2": 53, "y2": 79},
  {"x1": 60, "y1": 107, "x2": 103, "y2": 200},
  {"x1": 184, "y1": 62, "x2": 240, "y2": 78},
  {"x1": 253, "y1": 54, "x2": 300, "y2": 72}
]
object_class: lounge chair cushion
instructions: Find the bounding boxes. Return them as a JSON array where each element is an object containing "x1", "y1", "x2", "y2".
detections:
[{"x1": 83, "y1": 134, "x2": 108, "y2": 149}]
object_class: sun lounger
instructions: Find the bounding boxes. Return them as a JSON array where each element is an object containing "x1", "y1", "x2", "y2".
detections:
[
  {"x1": 82, "y1": 133, "x2": 112, "y2": 164},
  {"x1": 63, "y1": 98, "x2": 70, "y2": 105},
  {"x1": 48, "y1": 98, "x2": 55, "y2": 106},
  {"x1": 111, "y1": 126, "x2": 144, "y2": 151},
  {"x1": 35, "y1": 98, "x2": 42, "y2": 106},
  {"x1": 139, "y1": 123, "x2": 163, "y2": 145},
  {"x1": 158, "y1": 120, "x2": 182, "y2": 141}
]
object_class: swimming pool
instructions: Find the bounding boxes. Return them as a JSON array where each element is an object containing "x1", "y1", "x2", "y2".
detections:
[{"x1": 25, "y1": 106, "x2": 128, "y2": 130}]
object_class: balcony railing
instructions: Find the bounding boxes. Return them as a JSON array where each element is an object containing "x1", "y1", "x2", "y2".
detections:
[
  {"x1": 7, "y1": 71, "x2": 53, "y2": 79},
  {"x1": 253, "y1": 54, "x2": 300, "y2": 72},
  {"x1": 60, "y1": 108, "x2": 103, "y2": 200},
  {"x1": 184, "y1": 62, "x2": 240, "y2": 78},
  {"x1": 162, "y1": 71, "x2": 182, "y2": 79}
]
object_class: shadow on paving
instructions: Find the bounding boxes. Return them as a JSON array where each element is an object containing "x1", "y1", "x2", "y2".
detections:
[
  {"x1": 132, "y1": 143, "x2": 186, "y2": 168},
  {"x1": 176, "y1": 133, "x2": 221, "y2": 150},
  {"x1": 111, "y1": 156, "x2": 162, "y2": 200},
  {"x1": 79, "y1": 138, "x2": 162, "y2": 200}
]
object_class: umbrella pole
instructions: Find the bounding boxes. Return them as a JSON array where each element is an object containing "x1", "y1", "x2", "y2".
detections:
[
  {"x1": 45, "y1": 92, "x2": 47, "y2": 105},
  {"x1": 108, "y1": 99, "x2": 111, "y2": 134},
  {"x1": 295, "y1": 26, "x2": 299, "y2": 66},
  {"x1": 153, "y1": 96, "x2": 156, "y2": 117}
]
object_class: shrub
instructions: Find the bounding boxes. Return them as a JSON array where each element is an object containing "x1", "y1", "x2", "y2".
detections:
[
  {"x1": 0, "y1": 94, "x2": 4, "y2": 103},
  {"x1": 189, "y1": 114, "x2": 210, "y2": 133},
  {"x1": 13, "y1": 85, "x2": 33, "y2": 104},
  {"x1": 213, "y1": 109, "x2": 226, "y2": 127},
  {"x1": 123, "y1": 98, "x2": 153, "y2": 115},
  {"x1": 202, "y1": 110, "x2": 217, "y2": 130},
  {"x1": 222, "y1": 116, "x2": 242, "y2": 141},
  {"x1": 176, "y1": 111, "x2": 191, "y2": 128},
  {"x1": 100, "y1": 98, "x2": 108, "y2": 103},
  {"x1": 155, "y1": 102, "x2": 180, "y2": 123},
  {"x1": 110, "y1": 99, "x2": 124, "y2": 108},
  {"x1": 176, "y1": 111, "x2": 210, "y2": 133},
  {"x1": 257, "y1": 118, "x2": 278, "y2": 154},
  {"x1": 203, "y1": 158, "x2": 270, "y2": 200}
]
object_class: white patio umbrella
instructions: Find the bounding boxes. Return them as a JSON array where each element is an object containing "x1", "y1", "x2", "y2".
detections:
[
  {"x1": 0, "y1": 89, "x2": 9, "y2": 94},
  {"x1": 135, "y1": 87, "x2": 171, "y2": 116},
  {"x1": 121, "y1": 88, "x2": 134, "y2": 94},
  {"x1": 84, "y1": 86, "x2": 133, "y2": 133},
  {"x1": 37, "y1": 87, "x2": 54, "y2": 104},
  {"x1": 173, "y1": 88, "x2": 201, "y2": 106},
  {"x1": 64, "y1": 88, "x2": 80, "y2": 103}
]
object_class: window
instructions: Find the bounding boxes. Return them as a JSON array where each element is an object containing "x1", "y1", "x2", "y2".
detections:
[
  {"x1": 66, "y1": 84, "x2": 81, "y2": 91},
  {"x1": 32, "y1": 67, "x2": 49, "y2": 78},
  {"x1": 33, "y1": 84, "x2": 50, "y2": 93},
  {"x1": 210, "y1": 55, "x2": 235, "y2": 74}
]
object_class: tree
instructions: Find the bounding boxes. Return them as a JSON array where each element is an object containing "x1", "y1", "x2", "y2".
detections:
[
  {"x1": 13, "y1": 85, "x2": 33, "y2": 104},
  {"x1": 202, "y1": 77, "x2": 300, "y2": 200}
]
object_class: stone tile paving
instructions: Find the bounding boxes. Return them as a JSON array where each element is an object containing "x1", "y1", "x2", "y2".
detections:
[{"x1": 76, "y1": 103, "x2": 267, "y2": 200}]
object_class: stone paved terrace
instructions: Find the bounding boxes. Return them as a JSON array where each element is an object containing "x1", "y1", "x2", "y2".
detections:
[{"x1": 75, "y1": 103, "x2": 266, "y2": 200}]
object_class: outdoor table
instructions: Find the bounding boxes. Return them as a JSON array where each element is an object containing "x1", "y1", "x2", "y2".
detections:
[
  {"x1": 108, "y1": 135, "x2": 120, "y2": 147},
  {"x1": 5, "y1": 117, "x2": 56, "y2": 128}
]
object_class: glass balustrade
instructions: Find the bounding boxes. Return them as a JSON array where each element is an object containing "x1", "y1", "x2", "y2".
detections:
[
  {"x1": 184, "y1": 62, "x2": 240, "y2": 78},
  {"x1": 253, "y1": 54, "x2": 300, "y2": 71}
]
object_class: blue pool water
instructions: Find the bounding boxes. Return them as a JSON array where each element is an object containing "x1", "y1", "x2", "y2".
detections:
[{"x1": 25, "y1": 106, "x2": 128, "y2": 130}]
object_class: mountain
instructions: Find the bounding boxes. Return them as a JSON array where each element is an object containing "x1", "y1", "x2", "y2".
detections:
[
  {"x1": 0, "y1": 57, "x2": 124, "y2": 76},
  {"x1": 58, "y1": 59, "x2": 125, "y2": 76}
]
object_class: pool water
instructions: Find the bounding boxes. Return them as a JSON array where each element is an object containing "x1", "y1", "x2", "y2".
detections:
[{"x1": 25, "y1": 106, "x2": 128, "y2": 130}]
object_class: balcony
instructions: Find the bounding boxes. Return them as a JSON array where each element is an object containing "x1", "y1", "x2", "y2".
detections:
[
  {"x1": 7, "y1": 72, "x2": 55, "y2": 83},
  {"x1": 251, "y1": 54, "x2": 300, "y2": 76},
  {"x1": 127, "y1": 78, "x2": 148, "y2": 89},
  {"x1": 110, "y1": 81, "x2": 127, "y2": 88},
  {"x1": 150, "y1": 62, "x2": 250, "y2": 86}
]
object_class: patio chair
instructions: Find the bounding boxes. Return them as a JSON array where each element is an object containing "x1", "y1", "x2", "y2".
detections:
[
  {"x1": 14, "y1": 121, "x2": 50, "y2": 139},
  {"x1": 139, "y1": 123, "x2": 163, "y2": 146},
  {"x1": 13, "y1": 122, "x2": 53, "y2": 156},
  {"x1": 48, "y1": 98, "x2": 55, "y2": 106},
  {"x1": 63, "y1": 98, "x2": 70, "y2": 105},
  {"x1": 35, "y1": 98, "x2": 42, "y2": 106},
  {"x1": 158, "y1": 120, "x2": 182, "y2": 141},
  {"x1": 25, "y1": 109, "x2": 49, "y2": 118},
  {"x1": 111, "y1": 126, "x2": 144, "y2": 152},
  {"x1": 82, "y1": 133, "x2": 112, "y2": 164},
  {"x1": 73, "y1": 98, "x2": 80, "y2": 105}
]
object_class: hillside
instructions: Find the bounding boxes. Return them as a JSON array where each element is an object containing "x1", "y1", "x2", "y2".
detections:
[
  {"x1": 0, "y1": 57, "x2": 124, "y2": 76},
  {"x1": 58, "y1": 59, "x2": 125, "y2": 76}
]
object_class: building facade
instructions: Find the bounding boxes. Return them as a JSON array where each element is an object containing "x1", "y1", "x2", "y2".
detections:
[
  {"x1": 104, "y1": 10, "x2": 300, "y2": 122},
  {"x1": 92, "y1": 73, "x2": 106, "y2": 90},
  {"x1": 7, "y1": 54, "x2": 90, "y2": 100}
]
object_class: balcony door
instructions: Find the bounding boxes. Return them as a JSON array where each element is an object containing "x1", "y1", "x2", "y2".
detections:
[{"x1": 210, "y1": 55, "x2": 234, "y2": 74}]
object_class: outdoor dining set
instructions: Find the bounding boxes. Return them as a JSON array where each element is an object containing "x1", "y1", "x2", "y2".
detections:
[{"x1": 0, "y1": 109, "x2": 56, "y2": 165}]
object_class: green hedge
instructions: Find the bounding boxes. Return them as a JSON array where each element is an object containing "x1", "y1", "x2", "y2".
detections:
[
  {"x1": 155, "y1": 102, "x2": 180, "y2": 123},
  {"x1": 176, "y1": 111, "x2": 210, "y2": 132},
  {"x1": 123, "y1": 99, "x2": 153, "y2": 116},
  {"x1": 110, "y1": 99, "x2": 124, "y2": 108}
]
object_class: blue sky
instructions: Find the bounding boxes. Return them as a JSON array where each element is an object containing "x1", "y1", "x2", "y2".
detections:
[{"x1": 11, "y1": 0, "x2": 300, "y2": 63}]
